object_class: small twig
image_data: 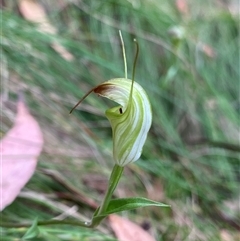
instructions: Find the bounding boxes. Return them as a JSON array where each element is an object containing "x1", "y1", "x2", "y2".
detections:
[
  {"x1": 186, "y1": 138, "x2": 240, "y2": 152},
  {"x1": 38, "y1": 168, "x2": 98, "y2": 209}
]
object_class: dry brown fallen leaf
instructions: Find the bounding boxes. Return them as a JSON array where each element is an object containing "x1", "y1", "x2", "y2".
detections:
[
  {"x1": 201, "y1": 43, "x2": 216, "y2": 58},
  {"x1": 18, "y1": 0, "x2": 74, "y2": 61},
  {"x1": 175, "y1": 0, "x2": 189, "y2": 15},
  {"x1": 109, "y1": 214, "x2": 156, "y2": 241},
  {"x1": 0, "y1": 98, "x2": 44, "y2": 211},
  {"x1": 220, "y1": 229, "x2": 234, "y2": 241}
]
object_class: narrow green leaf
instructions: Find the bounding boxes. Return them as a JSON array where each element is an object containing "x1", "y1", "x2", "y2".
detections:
[
  {"x1": 22, "y1": 217, "x2": 39, "y2": 240},
  {"x1": 95, "y1": 197, "x2": 169, "y2": 218}
]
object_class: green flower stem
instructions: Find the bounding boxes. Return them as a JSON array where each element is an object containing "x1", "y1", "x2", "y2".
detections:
[
  {"x1": 99, "y1": 164, "x2": 124, "y2": 214},
  {"x1": 90, "y1": 164, "x2": 124, "y2": 227}
]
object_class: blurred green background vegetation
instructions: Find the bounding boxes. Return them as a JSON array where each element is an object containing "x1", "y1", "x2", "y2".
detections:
[{"x1": 1, "y1": 0, "x2": 239, "y2": 240}]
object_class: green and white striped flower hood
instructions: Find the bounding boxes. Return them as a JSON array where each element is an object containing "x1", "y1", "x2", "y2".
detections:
[{"x1": 94, "y1": 78, "x2": 152, "y2": 166}]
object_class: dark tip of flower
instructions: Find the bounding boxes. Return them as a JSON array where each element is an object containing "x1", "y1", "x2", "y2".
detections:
[{"x1": 94, "y1": 83, "x2": 115, "y2": 94}]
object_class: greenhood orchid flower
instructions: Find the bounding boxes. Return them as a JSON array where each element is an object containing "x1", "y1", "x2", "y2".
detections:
[
  {"x1": 93, "y1": 78, "x2": 152, "y2": 166},
  {"x1": 70, "y1": 34, "x2": 152, "y2": 167}
]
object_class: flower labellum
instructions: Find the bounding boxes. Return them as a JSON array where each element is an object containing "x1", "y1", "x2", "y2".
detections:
[{"x1": 70, "y1": 32, "x2": 152, "y2": 166}]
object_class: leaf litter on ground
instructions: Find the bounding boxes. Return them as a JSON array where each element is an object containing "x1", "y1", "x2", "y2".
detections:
[
  {"x1": 0, "y1": 95, "x2": 44, "y2": 211},
  {"x1": 109, "y1": 214, "x2": 156, "y2": 241}
]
